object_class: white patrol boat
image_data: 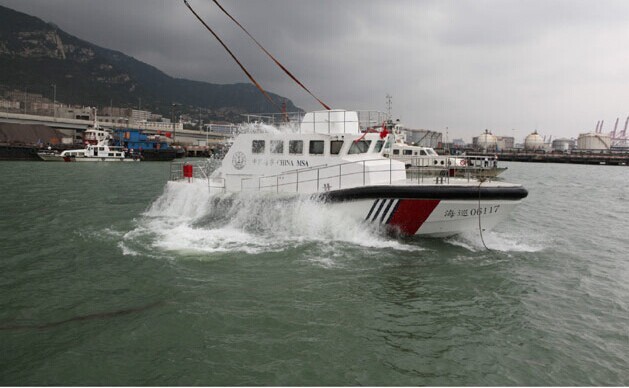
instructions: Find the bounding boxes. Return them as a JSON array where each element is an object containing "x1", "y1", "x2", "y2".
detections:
[
  {"x1": 60, "y1": 114, "x2": 140, "y2": 162},
  {"x1": 200, "y1": 110, "x2": 527, "y2": 237},
  {"x1": 382, "y1": 122, "x2": 506, "y2": 178},
  {"x1": 60, "y1": 143, "x2": 139, "y2": 162}
]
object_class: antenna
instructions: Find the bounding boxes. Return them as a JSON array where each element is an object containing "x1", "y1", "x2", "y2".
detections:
[{"x1": 386, "y1": 94, "x2": 392, "y2": 121}]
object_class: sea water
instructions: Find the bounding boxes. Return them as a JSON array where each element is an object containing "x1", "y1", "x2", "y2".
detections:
[{"x1": 0, "y1": 161, "x2": 628, "y2": 385}]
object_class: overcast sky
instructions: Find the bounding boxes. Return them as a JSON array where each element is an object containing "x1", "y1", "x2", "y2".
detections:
[{"x1": 2, "y1": 0, "x2": 628, "y2": 141}]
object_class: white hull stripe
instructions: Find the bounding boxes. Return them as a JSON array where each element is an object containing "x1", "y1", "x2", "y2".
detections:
[
  {"x1": 370, "y1": 199, "x2": 388, "y2": 222},
  {"x1": 379, "y1": 199, "x2": 398, "y2": 224},
  {"x1": 383, "y1": 199, "x2": 401, "y2": 224}
]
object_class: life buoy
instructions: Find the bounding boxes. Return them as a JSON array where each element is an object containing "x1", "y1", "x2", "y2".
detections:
[{"x1": 459, "y1": 159, "x2": 467, "y2": 166}]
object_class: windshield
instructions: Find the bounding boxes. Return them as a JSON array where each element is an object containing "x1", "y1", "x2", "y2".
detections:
[{"x1": 348, "y1": 140, "x2": 370, "y2": 154}]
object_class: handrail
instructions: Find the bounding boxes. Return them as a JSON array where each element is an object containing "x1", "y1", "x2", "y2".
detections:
[
  {"x1": 278, "y1": 162, "x2": 329, "y2": 174},
  {"x1": 241, "y1": 157, "x2": 398, "y2": 185},
  {"x1": 169, "y1": 153, "x2": 500, "y2": 193},
  {"x1": 250, "y1": 166, "x2": 408, "y2": 192},
  {"x1": 238, "y1": 157, "x2": 410, "y2": 194}
]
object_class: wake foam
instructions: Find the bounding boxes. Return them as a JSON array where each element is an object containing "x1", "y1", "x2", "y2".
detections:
[
  {"x1": 446, "y1": 230, "x2": 545, "y2": 253},
  {"x1": 125, "y1": 180, "x2": 419, "y2": 257}
]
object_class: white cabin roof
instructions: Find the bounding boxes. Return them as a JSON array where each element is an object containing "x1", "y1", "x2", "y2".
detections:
[{"x1": 300, "y1": 109, "x2": 360, "y2": 134}]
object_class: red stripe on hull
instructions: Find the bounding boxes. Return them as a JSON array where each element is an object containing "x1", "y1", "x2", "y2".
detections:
[{"x1": 387, "y1": 199, "x2": 440, "y2": 235}]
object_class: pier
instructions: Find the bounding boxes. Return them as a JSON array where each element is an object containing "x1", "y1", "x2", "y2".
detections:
[
  {"x1": 468, "y1": 151, "x2": 629, "y2": 166},
  {"x1": 0, "y1": 111, "x2": 231, "y2": 146}
]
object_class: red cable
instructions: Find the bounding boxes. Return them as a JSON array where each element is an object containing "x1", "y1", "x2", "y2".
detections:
[
  {"x1": 183, "y1": 0, "x2": 282, "y2": 112},
  {"x1": 212, "y1": 0, "x2": 332, "y2": 111}
]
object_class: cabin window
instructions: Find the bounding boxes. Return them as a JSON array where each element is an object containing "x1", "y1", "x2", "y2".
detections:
[
  {"x1": 252, "y1": 140, "x2": 265, "y2": 154},
  {"x1": 330, "y1": 140, "x2": 344, "y2": 155},
  {"x1": 270, "y1": 140, "x2": 284, "y2": 154},
  {"x1": 309, "y1": 140, "x2": 324, "y2": 155},
  {"x1": 109, "y1": 153, "x2": 114, "y2": 157},
  {"x1": 413, "y1": 152, "x2": 418, "y2": 155},
  {"x1": 373, "y1": 140, "x2": 384, "y2": 153},
  {"x1": 393, "y1": 149, "x2": 400, "y2": 155},
  {"x1": 99, "y1": 147, "x2": 105, "y2": 151},
  {"x1": 289, "y1": 140, "x2": 303, "y2": 154},
  {"x1": 348, "y1": 140, "x2": 370, "y2": 154},
  {"x1": 403, "y1": 150, "x2": 413, "y2": 156},
  {"x1": 420, "y1": 150, "x2": 427, "y2": 156}
]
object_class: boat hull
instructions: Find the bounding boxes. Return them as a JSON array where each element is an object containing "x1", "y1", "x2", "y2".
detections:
[
  {"x1": 37, "y1": 152, "x2": 64, "y2": 162},
  {"x1": 137, "y1": 148, "x2": 177, "y2": 161},
  {"x1": 0, "y1": 145, "x2": 40, "y2": 161},
  {"x1": 319, "y1": 185, "x2": 527, "y2": 237},
  {"x1": 326, "y1": 197, "x2": 518, "y2": 237}
]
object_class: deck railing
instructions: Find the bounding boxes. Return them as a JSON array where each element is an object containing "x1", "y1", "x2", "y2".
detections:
[{"x1": 169, "y1": 155, "x2": 500, "y2": 194}]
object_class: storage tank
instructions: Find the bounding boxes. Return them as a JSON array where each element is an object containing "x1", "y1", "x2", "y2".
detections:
[
  {"x1": 551, "y1": 138, "x2": 575, "y2": 152},
  {"x1": 477, "y1": 129, "x2": 497, "y2": 151},
  {"x1": 577, "y1": 133, "x2": 611, "y2": 150},
  {"x1": 524, "y1": 130, "x2": 544, "y2": 151}
]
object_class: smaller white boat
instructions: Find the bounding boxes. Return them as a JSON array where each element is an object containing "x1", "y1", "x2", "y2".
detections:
[
  {"x1": 60, "y1": 110, "x2": 140, "y2": 162},
  {"x1": 61, "y1": 144, "x2": 139, "y2": 162},
  {"x1": 383, "y1": 126, "x2": 507, "y2": 178}
]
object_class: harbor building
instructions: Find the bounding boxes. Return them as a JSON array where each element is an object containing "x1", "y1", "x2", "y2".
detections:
[
  {"x1": 552, "y1": 138, "x2": 575, "y2": 152},
  {"x1": 496, "y1": 136, "x2": 515, "y2": 151}
]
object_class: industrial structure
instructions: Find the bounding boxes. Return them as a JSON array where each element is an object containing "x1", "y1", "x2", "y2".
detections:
[
  {"x1": 402, "y1": 128, "x2": 443, "y2": 149},
  {"x1": 524, "y1": 130, "x2": 545, "y2": 151},
  {"x1": 473, "y1": 130, "x2": 498, "y2": 151},
  {"x1": 577, "y1": 132, "x2": 611, "y2": 150},
  {"x1": 591, "y1": 115, "x2": 628, "y2": 149},
  {"x1": 551, "y1": 138, "x2": 575, "y2": 152}
]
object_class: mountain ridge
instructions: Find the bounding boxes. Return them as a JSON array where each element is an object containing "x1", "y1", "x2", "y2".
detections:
[{"x1": 0, "y1": 4, "x2": 301, "y2": 121}]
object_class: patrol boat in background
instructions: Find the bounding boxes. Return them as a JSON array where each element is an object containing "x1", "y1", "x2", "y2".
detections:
[
  {"x1": 60, "y1": 124, "x2": 139, "y2": 162},
  {"x1": 382, "y1": 120, "x2": 507, "y2": 178},
  {"x1": 61, "y1": 143, "x2": 139, "y2": 162},
  {"x1": 196, "y1": 110, "x2": 527, "y2": 237}
]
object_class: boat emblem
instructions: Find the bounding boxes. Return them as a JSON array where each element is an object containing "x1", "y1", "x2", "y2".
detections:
[{"x1": 232, "y1": 151, "x2": 246, "y2": 170}]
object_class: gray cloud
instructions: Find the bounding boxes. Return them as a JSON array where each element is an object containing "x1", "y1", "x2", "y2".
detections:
[{"x1": 1, "y1": 0, "x2": 628, "y2": 141}]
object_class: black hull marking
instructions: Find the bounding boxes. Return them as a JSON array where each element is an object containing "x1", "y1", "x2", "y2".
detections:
[
  {"x1": 379, "y1": 199, "x2": 395, "y2": 224},
  {"x1": 371, "y1": 198, "x2": 387, "y2": 222},
  {"x1": 385, "y1": 199, "x2": 402, "y2": 225},
  {"x1": 365, "y1": 199, "x2": 380, "y2": 221},
  {"x1": 320, "y1": 185, "x2": 528, "y2": 202}
]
